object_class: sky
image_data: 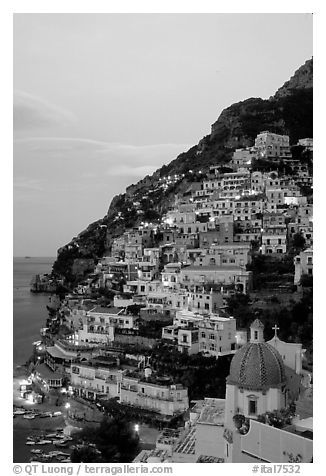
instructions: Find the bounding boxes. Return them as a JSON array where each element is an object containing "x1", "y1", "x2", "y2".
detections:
[{"x1": 13, "y1": 13, "x2": 313, "y2": 257}]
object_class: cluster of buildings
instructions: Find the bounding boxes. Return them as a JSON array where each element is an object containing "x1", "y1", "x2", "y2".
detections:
[{"x1": 30, "y1": 131, "x2": 313, "y2": 462}]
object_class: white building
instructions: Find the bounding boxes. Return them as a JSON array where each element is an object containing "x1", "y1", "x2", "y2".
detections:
[
  {"x1": 254, "y1": 132, "x2": 291, "y2": 159},
  {"x1": 120, "y1": 371, "x2": 189, "y2": 416},
  {"x1": 70, "y1": 358, "x2": 126, "y2": 400},
  {"x1": 78, "y1": 306, "x2": 137, "y2": 345},
  {"x1": 294, "y1": 248, "x2": 313, "y2": 284},
  {"x1": 261, "y1": 232, "x2": 287, "y2": 254}
]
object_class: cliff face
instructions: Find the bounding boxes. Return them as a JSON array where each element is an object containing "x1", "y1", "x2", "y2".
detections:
[
  {"x1": 274, "y1": 59, "x2": 313, "y2": 99},
  {"x1": 52, "y1": 58, "x2": 313, "y2": 284}
]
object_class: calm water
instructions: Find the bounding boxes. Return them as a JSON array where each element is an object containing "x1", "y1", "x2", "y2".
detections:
[{"x1": 13, "y1": 257, "x2": 55, "y2": 367}]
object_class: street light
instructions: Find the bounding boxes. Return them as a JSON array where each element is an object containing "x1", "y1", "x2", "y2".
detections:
[{"x1": 134, "y1": 424, "x2": 139, "y2": 433}]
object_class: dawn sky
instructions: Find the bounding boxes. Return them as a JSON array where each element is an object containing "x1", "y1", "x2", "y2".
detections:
[{"x1": 13, "y1": 13, "x2": 313, "y2": 257}]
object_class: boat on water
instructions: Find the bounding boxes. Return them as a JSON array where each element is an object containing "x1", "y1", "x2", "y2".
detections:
[
  {"x1": 33, "y1": 455, "x2": 52, "y2": 462},
  {"x1": 37, "y1": 440, "x2": 52, "y2": 445},
  {"x1": 45, "y1": 433, "x2": 58, "y2": 438},
  {"x1": 52, "y1": 411, "x2": 62, "y2": 417},
  {"x1": 53, "y1": 441, "x2": 68, "y2": 448},
  {"x1": 14, "y1": 410, "x2": 26, "y2": 415},
  {"x1": 24, "y1": 414, "x2": 35, "y2": 420},
  {"x1": 26, "y1": 442, "x2": 36, "y2": 446},
  {"x1": 31, "y1": 449, "x2": 43, "y2": 454},
  {"x1": 39, "y1": 412, "x2": 52, "y2": 418}
]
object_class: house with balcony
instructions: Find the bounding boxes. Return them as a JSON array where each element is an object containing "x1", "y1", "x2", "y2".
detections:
[
  {"x1": 120, "y1": 371, "x2": 189, "y2": 416},
  {"x1": 180, "y1": 265, "x2": 252, "y2": 294},
  {"x1": 177, "y1": 325, "x2": 200, "y2": 355},
  {"x1": 77, "y1": 306, "x2": 137, "y2": 345},
  {"x1": 162, "y1": 263, "x2": 183, "y2": 290},
  {"x1": 198, "y1": 316, "x2": 237, "y2": 358},
  {"x1": 261, "y1": 231, "x2": 287, "y2": 254},
  {"x1": 137, "y1": 261, "x2": 159, "y2": 281},
  {"x1": 70, "y1": 357, "x2": 127, "y2": 400},
  {"x1": 254, "y1": 131, "x2": 291, "y2": 160},
  {"x1": 230, "y1": 148, "x2": 257, "y2": 169}
]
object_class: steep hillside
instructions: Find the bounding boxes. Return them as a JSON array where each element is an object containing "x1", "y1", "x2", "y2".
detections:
[{"x1": 52, "y1": 58, "x2": 313, "y2": 284}]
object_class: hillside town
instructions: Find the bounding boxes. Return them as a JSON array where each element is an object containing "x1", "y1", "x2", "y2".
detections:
[{"x1": 20, "y1": 131, "x2": 313, "y2": 463}]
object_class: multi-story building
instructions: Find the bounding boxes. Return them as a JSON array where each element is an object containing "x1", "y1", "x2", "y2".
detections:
[
  {"x1": 177, "y1": 325, "x2": 200, "y2": 355},
  {"x1": 78, "y1": 306, "x2": 137, "y2": 345},
  {"x1": 180, "y1": 265, "x2": 252, "y2": 293},
  {"x1": 70, "y1": 357, "x2": 127, "y2": 400},
  {"x1": 198, "y1": 316, "x2": 237, "y2": 357},
  {"x1": 120, "y1": 370, "x2": 189, "y2": 416},
  {"x1": 186, "y1": 288, "x2": 224, "y2": 314},
  {"x1": 294, "y1": 248, "x2": 313, "y2": 284},
  {"x1": 162, "y1": 263, "x2": 183, "y2": 291},
  {"x1": 137, "y1": 261, "x2": 159, "y2": 281},
  {"x1": 230, "y1": 148, "x2": 257, "y2": 169},
  {"x1": 297, "y1": 138, "x2": 313, "y2": 151},
  {"x1": 261, "y1": 231, "x2": 287, "y2": 254},
  {"x1": 254, "y1": 131, "x2": 291, "y2": 159},
  {"x1": 162, "y1": 313, "x2": 236, "y2": 359},
  {"x1": 233, "y1": 197, "x2": 265, "y2": 222}
]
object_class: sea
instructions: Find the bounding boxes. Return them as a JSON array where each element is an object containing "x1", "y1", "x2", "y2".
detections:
[
  {"x1": 13, "y1": 257, "x2": 57, "y2": 463},
  {"x1": 13, "y1": 257, "x2": 55, "y2": 368}
]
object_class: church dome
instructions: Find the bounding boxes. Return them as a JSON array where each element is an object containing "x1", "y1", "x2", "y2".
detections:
[{"x1": 227, "y1": 319, "x2": 286, "y2": 391}]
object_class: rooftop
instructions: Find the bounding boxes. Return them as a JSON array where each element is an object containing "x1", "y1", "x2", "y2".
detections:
[
  {"x1": 183, "y1": 265, "x2": 246, "y2": 272},
  {"x1": 196, "y1": 455, "x2": 224, "y2": 463},
  {"x1": 173, "y1": 427, "x2": 196, "y2": 455},
  {"x1": 88, "y1": 306, "x2": 125, "y2": 315},
  {"x1": 34, "y1": 363, "x2": 63, "y2": 380},
  {"x1": 197, "y1": 398, "x2": 225, "y2": 426}
]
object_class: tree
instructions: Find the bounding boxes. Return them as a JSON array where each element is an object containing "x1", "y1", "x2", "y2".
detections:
[
  {"x1": 71, "y1": 446, "x2": 100, "y2": 463},
  {"x1": 233, "y1": 414, "x2": 245, "y2": 430},
  {"x1": 74, "y1": 417, "x2": 140, "y2": 463},
  {"x1": 300, "y1": 274, "x2": 313, "y2": 287},
  {"x1": 292, "y1": 233, "x2": 306, "y2": 252}
]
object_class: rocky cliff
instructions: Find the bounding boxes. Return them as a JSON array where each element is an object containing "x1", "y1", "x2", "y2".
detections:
[{"x1": 52, "y1": 58, "x2": 313, "y2": 284}]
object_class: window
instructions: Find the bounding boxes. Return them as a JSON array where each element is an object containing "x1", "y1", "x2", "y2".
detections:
[
  {"x1": 210, "y1": 334, "x2": 215, "y2": 340},
  {"x1": 201, "y1": 332, "x2": 206, "y2": 338},
  {"x1": 248, "y1": 399, "x2": 257, "y2": 415}
]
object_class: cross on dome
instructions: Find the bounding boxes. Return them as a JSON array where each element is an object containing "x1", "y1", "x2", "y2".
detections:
[{"x1": 272, "y1": 324, "x2": 280, "y2": 338}]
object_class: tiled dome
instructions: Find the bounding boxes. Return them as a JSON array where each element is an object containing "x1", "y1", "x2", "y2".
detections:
[{"x1": 227, "y1": 341, "x2": 286, "y2": 391}]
